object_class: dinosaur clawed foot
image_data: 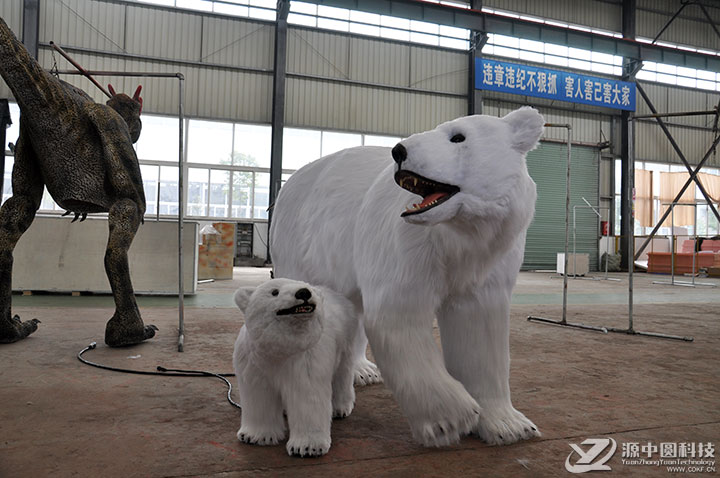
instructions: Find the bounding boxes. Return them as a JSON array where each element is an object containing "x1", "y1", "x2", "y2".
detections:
[
  {"x1": 62, "y1": 211, "x2": 88, "y2": 222},
  {"x1": 105, "y1": 314, "x2": 158, "y2": 347},
  {"x1": 0, "y1": 314, "x2": 41, "y2": 344}
]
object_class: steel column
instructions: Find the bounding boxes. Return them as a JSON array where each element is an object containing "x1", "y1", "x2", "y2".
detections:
[
  {"x1": 619, "y1": 0, "x2": 636, "y2": 271},
  {"x1": 22, "y1": 0, "x2": 40, "y2": 59},
  {"x1": 467, "y1": 0, "x2": 485, "y2": 116},
  {"x1": 266, "y1": 0, "x2": 290, "y2": 263}
]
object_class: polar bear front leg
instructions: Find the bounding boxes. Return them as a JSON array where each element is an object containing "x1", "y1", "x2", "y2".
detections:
[
  {"x1": 284, "y1": 381, "x2": 333, "y2": 457},
  {"x1": 364, "y1": 308, "x2": 481, "y2": 447},
  {"x1": 438, "y1": 291, "x2": 540, "y2": 446},
  {"x1": 236, "y1": 375, "x2": 286, "y2": 446}
]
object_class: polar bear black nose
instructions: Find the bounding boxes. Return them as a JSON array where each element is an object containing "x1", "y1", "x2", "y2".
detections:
[
  {"x1": 295, "y1": 288, "x2": 312, "y2": 301},
  {"x1": 391, "y1": 143, "x2": 407, "y2": 166}
]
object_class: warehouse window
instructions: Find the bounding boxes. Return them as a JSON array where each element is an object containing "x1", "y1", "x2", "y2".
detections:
[
  {"x1": 482, "y1": 8, "x2": 720, "y2": 92},
  {"x1": 288, "y1": 1, "x2": 471, "y2": 50},
  {"x1": 282, "y1": 127, "x2": 400, "y2": 171},
  {"x1": 1, "y1": 112, "x2": 404, "y2": 213},
  {"x1": 135, "y1": 0, "x2": 277, "y2": 21},
  {"x1": 614, "y1": 160, "x2": 720, "y2": 237}
]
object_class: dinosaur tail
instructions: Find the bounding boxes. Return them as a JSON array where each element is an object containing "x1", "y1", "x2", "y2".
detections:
[{"x1": 0, "y1": 17, "x2": 58, "y2": 111}]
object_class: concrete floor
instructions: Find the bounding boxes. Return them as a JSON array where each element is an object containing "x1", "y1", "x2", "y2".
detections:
[{"x1": 1, "y1": 268, "x2": 718, "y2": 477}]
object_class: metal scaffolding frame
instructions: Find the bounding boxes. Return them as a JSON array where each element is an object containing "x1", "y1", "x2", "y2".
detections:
[
  {"x1": 53, "y1": 67, "x2": 187, "y2": 352},
  {"x1": 571, "y1": 200, "x2": 619, "y2": 281},
  {"x1": 527, "y1": 123, "x2": 694, "y2": 342},
  {"x1": 652, "y1": 202, "x2": 717, "y2": 288}
]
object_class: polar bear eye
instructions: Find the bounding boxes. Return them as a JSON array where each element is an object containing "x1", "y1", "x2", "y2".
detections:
[
  {"x1": 450, "y1": 133, "x2": 465, "y2": 143},
  {"x1": 271, "y1": 289, "x2": 279, "y2": 296}
]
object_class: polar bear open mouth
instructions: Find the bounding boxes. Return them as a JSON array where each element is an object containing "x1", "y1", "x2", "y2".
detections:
[
  {"x1": 394, "y1": 170, "x2": 460, "y2": 217},
  {"x1": 277, "y1": 302, "x2": 316, "y2": 316}
]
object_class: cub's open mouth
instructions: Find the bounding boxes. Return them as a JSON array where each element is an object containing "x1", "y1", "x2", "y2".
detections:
[
  {"x1": 394, "y1": 170, "x2": 460, "y2": 217},
  {"x1": 277, "y1": 302, "x2": 316, "y2": 316}
]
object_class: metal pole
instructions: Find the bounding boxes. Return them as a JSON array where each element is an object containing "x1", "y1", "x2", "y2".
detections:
[
  {"x1": 692, "y1": 207, "x2": 696, "y2": 286},
  {"x1": 178, "y1": 75, "x2": 185, "y2": 353},
  {"x1": 562, "y1": 125, "x2": 572, "y2": 323},
  {"x1": 651, "y1": 1, "x2": 687, "y2": 44},
  {"x1": 666, "y1": 209, "x2": 674, "y2": 282},
  {"x1": 627, "y1": 109, "x2": 634, "y2": 333},
  {"x1": 49, "y1": 42, "x2": 112, "y2": 99},
  {"x1": 156, "y1": 171, "x2": 161, "y2": 222},
  {"x1": 573, "y1": 205, "x2": 577, "y2": 278},
  {"x1": 632, "y1": 109, "x2": 718, "y2": 120},
  {"x1": 0, "y1": 100, "x2": 9, "y2": 198}
]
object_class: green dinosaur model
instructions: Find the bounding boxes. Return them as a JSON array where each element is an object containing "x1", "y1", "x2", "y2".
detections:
[{"x1": 0, "y1": 17, "x2": 157, "y2": 346}]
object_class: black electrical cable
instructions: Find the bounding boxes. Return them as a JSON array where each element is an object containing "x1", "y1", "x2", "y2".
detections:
[{"x1": 77, "y1": 342, "x2": 241, "y2": 410}]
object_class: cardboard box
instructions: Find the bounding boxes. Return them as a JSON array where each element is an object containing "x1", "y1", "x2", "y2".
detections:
[{"x1": 556, "y1": 253, "x2": 589, "y2": 276}]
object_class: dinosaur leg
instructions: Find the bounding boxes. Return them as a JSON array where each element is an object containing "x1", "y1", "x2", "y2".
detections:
[
  {"x1": 103, "y1": 198, "x2": 157, "y2": 347},
  {"x1": 0, "y1": 130, "x2": 43, "y2": 343}
]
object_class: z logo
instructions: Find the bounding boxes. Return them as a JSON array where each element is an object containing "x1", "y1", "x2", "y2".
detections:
[{"x1": 565, "y1": 438, "x2": 617, "y2": 473}]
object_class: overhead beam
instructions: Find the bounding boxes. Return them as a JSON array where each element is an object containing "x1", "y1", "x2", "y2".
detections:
[{"x1": 306, "y1": 0, "x2": 720, "y2": 71}]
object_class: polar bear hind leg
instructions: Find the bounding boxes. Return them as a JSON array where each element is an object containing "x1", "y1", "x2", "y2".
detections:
[
  {"x1": 332, "y1": 346, "x2": 357, "y2": 418},
  {"x1": 351, "y1": 322, "x2": 382, "y2": 386},
  {"x1": 437, "y1": 241, "x2": 540, "y2": 446}
]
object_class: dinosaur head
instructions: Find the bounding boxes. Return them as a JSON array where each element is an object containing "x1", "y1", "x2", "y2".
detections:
[{"x1": 106, "y1": 84, "x2": 143, "y2": 143}]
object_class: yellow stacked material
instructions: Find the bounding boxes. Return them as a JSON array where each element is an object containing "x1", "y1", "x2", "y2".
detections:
[
  {"x1": 212, "y1": 222, "x2": 236, "y2": 249},
  {"x1": 198, "y1": 223, "x2": 236, "y2": 280}
]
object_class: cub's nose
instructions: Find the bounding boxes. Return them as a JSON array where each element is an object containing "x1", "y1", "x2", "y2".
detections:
[
  {"x1": 295, "y1": 288, "x2": 312, "y2": 301},
  {"x1": 391, "y1": 143, "x2": 407, "y2": 166}
]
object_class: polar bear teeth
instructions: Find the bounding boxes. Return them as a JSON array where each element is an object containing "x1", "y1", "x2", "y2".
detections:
[
  {"x1": 394, "y1": 170, "x2": 459, "y2": 216},
  {"x1": 277, "y1": 303, "x2": 316, "y2": 316}
]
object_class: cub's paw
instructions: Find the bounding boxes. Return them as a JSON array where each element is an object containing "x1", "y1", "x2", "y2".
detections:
[
  {"x1": 353, "y1": 358, "x2": 382, "y2": 386},
  {"x1": 237, "y1": 427, "x2": 285, "y2": 446},
  {"x1": 332, "y1": 400, "x2": 354, "y2": 419},
  {"x1": 286, "y1": 433, "x2": 331, "y2": 457},
  {"x1": 474, "y1": 404, "x2": 540, "y2": 446}
]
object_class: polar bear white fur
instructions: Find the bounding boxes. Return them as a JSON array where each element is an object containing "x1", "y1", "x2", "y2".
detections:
[
  {"x1": 270, "y1": 107, "x2": 543, "y2": 447},
  {"x1": 232, "y1": 278, "x2": 357, "y2": 457}
]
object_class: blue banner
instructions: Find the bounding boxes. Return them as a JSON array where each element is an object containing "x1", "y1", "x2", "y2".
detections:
[{"x1": 476, "y1": 58, "x2": 636, "y2": 111}]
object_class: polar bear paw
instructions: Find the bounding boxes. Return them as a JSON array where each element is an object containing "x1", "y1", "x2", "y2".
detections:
[
  {"x1": 409, "y1": 397, "x2": 481, "y2": 447},
  {"x1": 237, "y1": 427, "x2": 285, "y2": 446},
  {"x1": 353, "y1": 358, "x2": 383, "y2": 386},
  {"x1": 332, "y1": 400, "x2": 354, "y2": 419},
  {"x1": 473, "y1": 404, "x2": 540, "y2": 446},
  {"x1": 286, "y1": 433, "x2": 331, "y2": 457}
]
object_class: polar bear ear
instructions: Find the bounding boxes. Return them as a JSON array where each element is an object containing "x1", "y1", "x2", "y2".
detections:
[
  {"x1": 233, "y1": 287, "x2": 255, "y2": 312},
  {"x1": 502, "y1": 107, "x2": 545, "y2": 154}
]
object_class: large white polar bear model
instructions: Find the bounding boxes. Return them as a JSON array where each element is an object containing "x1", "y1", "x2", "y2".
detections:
[
  {"x1": 270, "y1": 107, "x2": 544, "y2": 447},
  {"x1": 232, "y1": 278, "x2": 357, "y2": 457}
]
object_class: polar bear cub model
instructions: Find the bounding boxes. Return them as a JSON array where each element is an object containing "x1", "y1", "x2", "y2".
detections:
[
  {"x1": 232, "y1": 278, "x2": 357, "y2": 457},
  {"x1": 270, "y1": 107, "x2": 544, "y2": 447}
]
